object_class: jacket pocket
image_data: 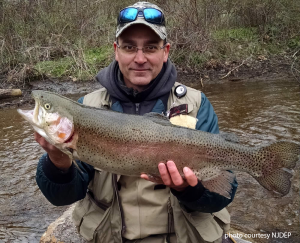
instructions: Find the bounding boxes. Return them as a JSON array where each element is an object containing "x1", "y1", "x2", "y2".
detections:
[
  {"x1": 181, "y1": 210, "x2": 224, "y2": 242},
  {"x1": 72, "y1": 193, "x2": 111, "y2": 241},
  {"x1": 212, "y1": 208, "x2": 231, "y2": 233},
  {"x1": 169, "y1": 103, "x2": 198, "y2": 129}
]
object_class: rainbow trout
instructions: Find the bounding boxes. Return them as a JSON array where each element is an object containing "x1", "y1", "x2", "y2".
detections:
[{"x1": 18, "y1": 91, "x2": 300, "y2": 199}]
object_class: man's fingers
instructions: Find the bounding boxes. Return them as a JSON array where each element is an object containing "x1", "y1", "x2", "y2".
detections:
[
  {"x1": 183, "y1": 167, "x2": 198, "y2": 187},
  {"x1": 34, "y1": 132, "x2": 59, "y2": 153},
  {"x1": 140, "y1": 174, "x2": 149, "y2": 180},
  {"x1": 158, "y1": 162, "x2": 173, "y2": 186},
  {"x1": 34, "y1": 131, "x2": 40, "y2": 139},
  {"x1": 34, "y1": 132, "x2": 43, "y2": 143},
  {"x1": 144, "y1": 162, "x2": 198, "y2": 190},
  {"x1": 166, "y1": 161, "x2": 184, "y2": 186},
  {"x1": 140, "y1": 173, "x2": 164, "y2": 184},
  {"x1": 34, "y1": 132, "x2": 47, "y2": 146}
]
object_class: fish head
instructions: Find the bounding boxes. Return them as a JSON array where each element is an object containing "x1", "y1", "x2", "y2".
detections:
[{"x1": 17, "y1": 90, "x2": 75, "y2": 147}]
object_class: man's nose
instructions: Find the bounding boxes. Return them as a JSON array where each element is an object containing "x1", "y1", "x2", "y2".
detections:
[{"x1": 134, "y1": 49, "x2": 147, "y2": 64}]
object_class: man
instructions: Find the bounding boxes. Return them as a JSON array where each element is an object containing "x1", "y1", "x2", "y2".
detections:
[{"x1": 35, "y1": 2, "x2": 238, "y2": 243}]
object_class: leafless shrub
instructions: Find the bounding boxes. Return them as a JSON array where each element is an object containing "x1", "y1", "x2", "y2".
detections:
[
  {"x1": 6, "y1": 64, "x2": 45, "y2": 85},
  {"x1": 291, "y1": 50, "x2": 300, "y2": 83},
  {"x1": 0, "y1": 0, "x2": 299, "y2": 81}
]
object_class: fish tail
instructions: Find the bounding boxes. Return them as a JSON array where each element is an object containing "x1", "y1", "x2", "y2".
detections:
[{"x1": 252, "y1": 141, "x2": 300, "y2": 196}]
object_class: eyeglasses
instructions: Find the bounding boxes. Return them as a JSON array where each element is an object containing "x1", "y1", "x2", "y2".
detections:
[
  {"x1": 118, "y1": 7, "x2": 165, "y2": 26},
  {"x1": 116, "y1": 43, "x2": 167, "y2": 55}
]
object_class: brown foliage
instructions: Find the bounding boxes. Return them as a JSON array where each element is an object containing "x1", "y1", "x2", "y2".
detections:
[{"x1": 0, "y1": 0, "x2": 299, "y2": 81}]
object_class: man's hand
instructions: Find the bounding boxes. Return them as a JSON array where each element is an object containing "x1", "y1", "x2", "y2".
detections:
[
  {"x1": 34, "y1": 132, "x2": 72, "y2": 171},
  {"x1": 141, "y1": 160, "x2": 198, "y2": 191}
]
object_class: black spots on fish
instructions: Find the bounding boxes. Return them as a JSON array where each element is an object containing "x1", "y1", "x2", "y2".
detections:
[
  {"x1": 204, "y1": 170, "x2": 217, "y2": 177},
  {"x1": 264, "y1": 141, "x2": 300, "y2": 155},
  {"x1": 106, "y1": 134, "x2": 114, "y2": 140},
  {"x1": 132, "y1": 128, "x2": 142, "y2": 134},
  {"x1": 188, "y1": 137, "x2": 199, "y2": 147},
  {"x1": 85, "y1": 127, "x2": 94, "y2": 134},
  {"x1": 127, "y1": 160, "x2": 136, "y2": 167},
  {"x1": 193, "y1": 169, "x2": 200, "y2": 175},
  {"x1": 118, "y1": 134, "x2": 128, "y2": 142},
  {"x1": 131, "y1": 138, "x2": 139, "y2": 143},
  {"x1": 176, "y1": 140, "x2": 181, "y2": 145}
]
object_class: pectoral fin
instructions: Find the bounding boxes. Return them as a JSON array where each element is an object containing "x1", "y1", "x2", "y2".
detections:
[{"x1": 72, "y1": 159, "x2": 83, "y2": 174}]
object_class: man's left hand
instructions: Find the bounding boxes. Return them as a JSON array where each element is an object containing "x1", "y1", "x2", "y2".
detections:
[{"x1": 141, "y1": 160, "x2": 198, "y2": 191}]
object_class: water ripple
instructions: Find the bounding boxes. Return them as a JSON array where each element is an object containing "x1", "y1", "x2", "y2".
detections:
[{"x1": 0, "y1": 108, "x2": 68, "y2": 242}]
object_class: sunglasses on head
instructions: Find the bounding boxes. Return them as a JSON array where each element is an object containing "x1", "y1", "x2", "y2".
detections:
[{"x1": 118, "y1": 7, "x2": 165, "y2": 26}]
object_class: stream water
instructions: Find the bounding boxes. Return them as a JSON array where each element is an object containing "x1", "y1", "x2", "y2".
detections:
[
  {"x1": 0, "y1": 78, "x2": 299, "y2": 242},
  {"x1": 194, "y1": 78, "x2": 300, "y2": 243}
]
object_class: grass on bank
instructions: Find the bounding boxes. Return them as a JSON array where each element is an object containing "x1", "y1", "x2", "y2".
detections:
[
  {"x1": 169, "y1": 26, "x2": 297, "y2": 71},
  {"x1": 33, "y1": 26, "x2": 297, "y2": 81},
  {"x1": 34, "y1": 46, "x2": 114, "y2": 81},
  {"x1": 1, "y1": 0, "x2": 299, "y2": 82}
]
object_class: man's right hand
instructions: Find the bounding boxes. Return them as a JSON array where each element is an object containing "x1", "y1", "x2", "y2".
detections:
[{"x1": 34, "y1": 132, "x2": 72, "y2": 171}]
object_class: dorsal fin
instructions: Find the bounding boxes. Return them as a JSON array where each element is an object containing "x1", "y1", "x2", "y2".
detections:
[
  {"x1": 143, "y1": 112, "x2": 174, "y2": 127},
  {"x1": 219, "y1": 131, "x2": 239, "y2": 143}
]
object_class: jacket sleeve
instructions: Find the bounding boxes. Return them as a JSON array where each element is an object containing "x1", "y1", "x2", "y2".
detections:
[
  {"x1": 171, "y1": 93, "x2": 238, "y2": 213},
  {"x1": 36, "y1": 154, "x2": 94, "y2": 206},
  {"x1": 35, "y1": 96, "x2": 95, "y2": 206}
]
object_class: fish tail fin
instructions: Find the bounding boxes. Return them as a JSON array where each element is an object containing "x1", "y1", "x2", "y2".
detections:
[{"x1": 252, "y1": 141, "x2": 300, "y2": 196}]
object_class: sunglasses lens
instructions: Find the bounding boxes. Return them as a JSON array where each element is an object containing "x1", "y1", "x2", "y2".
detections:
[
  {"x1": 119, "y1": 8, "x2": 138, "y2": 22},
  {"x1": 144, "y1": 8, "x2": 163, "y2": 24}
]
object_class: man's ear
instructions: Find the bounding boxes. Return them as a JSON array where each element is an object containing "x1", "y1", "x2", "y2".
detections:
[
  {"x1": 163, "y1": 43, "x2": 170, "y2": 63},
  {"x1": 114, "y1": 42, "x2": 119, "y2": 61}
]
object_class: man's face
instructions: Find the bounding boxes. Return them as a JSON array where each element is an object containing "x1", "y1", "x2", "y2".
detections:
[{"x1": 114, "y1": 24, "x2": 170, "y2": 92}]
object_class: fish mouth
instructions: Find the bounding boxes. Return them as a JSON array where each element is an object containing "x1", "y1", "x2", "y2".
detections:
[
  {"x1": 17, "y1": 100, "x2": 48, "y2": 138},
  {"x1": 17, "y1": 109, "x2": 35, "y2": 121},
  {"x1": 64, "y1": 130, "x2": 75, "y2": 143},
  {"x1": 17, "y1": 100, "x2": 41, "y2": 126}
]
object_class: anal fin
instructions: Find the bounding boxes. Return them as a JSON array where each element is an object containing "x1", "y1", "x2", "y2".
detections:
[{"x1": 195, "y1": 169, "x2": 235, "y2": 199}]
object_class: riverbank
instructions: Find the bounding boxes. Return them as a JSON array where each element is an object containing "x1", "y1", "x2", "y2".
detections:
[
  {"x1": 1, "y1": 0, "x2": 299, "y2": 100},
  {"x1": 0, "y1": 55, "x2": 297, "y2": 110}
]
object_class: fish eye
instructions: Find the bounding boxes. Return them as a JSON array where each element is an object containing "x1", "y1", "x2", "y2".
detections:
[{"x1": 44, "y1": 103, "x2": 51, "y2": 110}]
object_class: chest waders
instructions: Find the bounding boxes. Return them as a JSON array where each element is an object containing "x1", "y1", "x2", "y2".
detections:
[{"x1": 72, "y1": 82, "x2": 231, "y2": 243}]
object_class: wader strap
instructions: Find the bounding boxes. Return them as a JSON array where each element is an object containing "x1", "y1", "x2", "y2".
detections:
[
  {"x1": 167, "y1": 198, "x2": 173, "y2": 243},
  {"x1": 112, "y1": 174, "x2": 126, "y2": 236}
]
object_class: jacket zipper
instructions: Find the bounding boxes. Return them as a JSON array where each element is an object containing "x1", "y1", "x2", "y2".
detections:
[
  {"x1": 112, "y1": 174, "x2": 126, "y2": 239},
  {"x1": 135, "y1": 103, "x2": 140, "y2": 115},
  {"x1": 87, "y1": 190, "x2": 110, "y2": 211}
]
